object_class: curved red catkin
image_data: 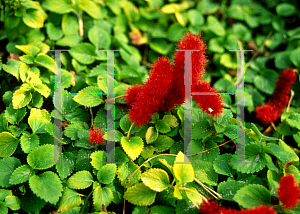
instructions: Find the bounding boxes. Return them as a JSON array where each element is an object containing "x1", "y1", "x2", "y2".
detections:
[
  {"x1": 157, "y1": 32, "x2": 208, "y2": 112},
  {"x1": 128, "y1": 56, "x2": 174, "y2": 126},
  {"x1": 256, "y1": 69, "x2": 297, "y2": 123},
  {"x1": 277, "y1": 174, "x2": 300, "y2": 210},
  {"x1": 192, "y1": 81, "x2": 223, "y2": 117},
  {"x1": 124, "y1": 84, "x2": 143, "y2": 109}
]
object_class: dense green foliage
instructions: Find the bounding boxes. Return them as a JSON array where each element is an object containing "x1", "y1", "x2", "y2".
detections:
[{"x1": 0, "y1": 0, "x2": 300, "y2": 213}]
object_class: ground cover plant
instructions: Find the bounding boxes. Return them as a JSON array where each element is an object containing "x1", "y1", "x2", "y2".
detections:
[{"x1": 0, "y1": 0, "x2": 300, "y2": 213}]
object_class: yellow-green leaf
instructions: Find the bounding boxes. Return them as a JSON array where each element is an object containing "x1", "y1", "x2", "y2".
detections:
[
  {"x1": 173, "y1": 151, "x2": 194, "y2": 183},
  {"x1": 12, "y1": 89, "x2": 32, "y2": 109},
  {"x1": 0, "y1": 132, "x2": 19, "y2": 157}
]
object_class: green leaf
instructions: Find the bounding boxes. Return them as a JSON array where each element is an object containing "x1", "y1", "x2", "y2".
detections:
[
  {"x1": 161, "y1": 3, "x2": 179, "y2": 13},
  {"x1": 145, "y1": 127, "x2": 158, "y2": 144},
  {"x1": 90, "y1": 150, "x2": 106, "y2": 170},
  {"x1": 276, "y1": 3, "x2": 296, "y2": 17},
  {"x1": 20, "y1": 190, "x2": 46, "y2": 212},
  {"x1": 0, "y1": 132, "x2": 19, "y2": 157},
  {"x1": 33, "y1": 83, "x2": 50, "y2": 98},
  {"x1": 206, "y1": 15, "x2": 225, "y2": 37},
  {"x1": 217, "y1": 180, "x2": 244, "y2": 201},
  {"x1": 93, "y1": 186, "x2": 113, "y2": 210},
  {"x1": 0, "y1": 189, "x2": 12, "y2": 201},
  {"x1": 266, "y1": 141, "x2": 299, "y2": 165},
  {"x1": 15, "y1": 45, "x2": 40, "y2": 56},
  {"x1": 162, "y1": 115, "x2": 178, "y2": 128},
  {"x1": 290, "y1": 48, "x2": 300, "y2": 67},
  {"x1": 12, "y1": 89, "x2": 32, "y2": 109},
  {"x1": 232, "y1": 23, "x2": 251, "y2": 42},
  {"x1": 57, "y1": 187, "x2": 81, "y2": 213},
  {"x1": 4, "y1": 195, "x2": 20, "y2": 210},
  {"x1": 194, "y1": 161, "x2": 218, "y2": 186},
  {"x1": 0, "y1": 157, "x2": 21, "y2": 187},
  {"x1": 220, "y1": 53, "x2": 237, "y2": 69},
  {"x1": 141, "y1": 168, "x2": 170, "y2": 192},
  {"x1": 174, "y1": 151, "x2": 194, "y2": 183},
  {"x1": 76, "y1": 149, "x2": 92, "y2": 171},
  {"x1": 29, "y1": 171, "x2": 63, "y2": 204},
  {"x1": 56, "y1": 152, "x2": 76, "y2": 180},
  {"x1": 27, "y1": 145, "x2": 58, "y2": 170},
  {"x1": 231, "y1": 143, "x2": 267, "y2": 174},
  {"x1": 167, "y1": 23, "x2": 187, "y2": 42},
  {"x1": 284, "y1": 113, "x2": 300, "y2": 130},
  {"x1": 184, "y1": 187, "x2": 204, "y2": 208},
  {"x1": 73, "y1": 86, "x2": 103, "y2": 107},
  {"x1": 121, "y1": 136, "x2": 144, "y2": 161},
  {"x1": 155, "y1": 120, "x2": 171, "y2": 134},
  {"x1": 4, "y1": 103, "x2": 26, "y2": 125},
  {"x1": 150, "y1": 205, "x2": 175, "y2": 214},
  {"x1": 124, "y1": 183, "x2": 156, "y2": 206},
  {"x1": 9, "y1": 164, "x2": 33, "y2": 185},
  {"x1": 3, "y1": 59, "x2": 22, "y2": 80},
  {"x1": 253, "y1": 69, "x2": 278, "y2": 95},
  {"x1": 152, "y1": 135, "x2": 175, "y2": 153},
  {"x1": 42, "y1": 0, "x2": 73, "y2": 14},
  {"x1": 22, "y1": 7, "x2": 47, "y2": 28},
  {"x1": 187, "y1": 9, "x2": 204, "y2": 26},
  {"x1": 69, "y1": 43, "x2": 97, "y2": 65},
  {"x1": 78, "y1": 0, "x2": 102, "y2": 19},
  {"x1": 34, "y1": 54, "x2": 56, "y2": 73},
  {"x1": 149, "y1": 39, "x2": 173, "y2": 55},
  {"x1": 120, "y1": 50, "x2": 139, "y2": 69},
  {"x1": 97, "y1": 164, "x2": 116, "y2": 184},
  {"x1": 117, "y1": 162, "x2": 141, "y2": 187},
  {"x1": 88, "y1": 26, "x2": 111, "y2": 50},
  {"x1": 45, "y1": 22, "x2": 63, "y2": 40},
  {"x1": 61, "y1": 69, "x2": 74, "y2": 89},
  {"x1": 67, "y1": 171, "x2": 93, "y2": 190},
  {"x1": 274, "y1": 51, "x2": 291, "y2": 69},
  {"x1": 192, "y1": 120, "x2": 214, "y2": 140},
  {"x1": 28, "y1": 108, "x2": 51, "y2": 133},
  {"x1": 233, "y1": 184, "x2": 271, "y2": 208},
  {"x1": 213, "y1": 154, "x2": 236, "y2": 177}
]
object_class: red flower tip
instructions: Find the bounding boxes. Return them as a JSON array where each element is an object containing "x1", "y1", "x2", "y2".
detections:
[
  {"x1": 277, "y1": 174, "x2": 300, "y2": 209},
  {"x1": 199, "y1": 198, "x2": 222, "y2": 214},
  {"x1": 125, "y1": 84, "x2": 143, "y2": 109},
  {"x1": 240, "y1": 205, "x2": 276, "y2": 214},
  {"x1": 88, "y1": 126, "x2": 105, "y2": 146},
  {"x1": 256, "y1": 69, "x2": 297, "y2": 123}
]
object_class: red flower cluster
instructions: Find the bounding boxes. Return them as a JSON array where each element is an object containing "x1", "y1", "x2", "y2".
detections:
[
  {"x1": 88, "y1": 126, "x2": 105, "y2": 146},
  {"x1": 126, "y1": 32, "x2": 223, "y2": 126},
  {"x1": 256, "y1": 69, "x2": 297, "y2": 123},
  {"x1": 199, "y1": 198, "x2": 276, "y2": 214},
  {"x1": 277, "y1": 174, "x2": 300, "y2": 209}
]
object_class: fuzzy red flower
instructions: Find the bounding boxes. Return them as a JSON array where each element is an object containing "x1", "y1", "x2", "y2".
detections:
[
  {"x1": 192, "y1": 81, "x2": 223, "y2": 117},
  {"x1": 88, "y1": 126, "x2": 105, "y2": 146},
  {"x1": 198, "y1": 198, "x2": 223, "y2": 214},
  {"x1": 277, "y1": 174, "x2": 300, "y2": 209},
  {"x1": 239, "y1": 205, "x2": 276, "y2": 214},
  {"x1": 125, "y1": 84, "x2": 143, "y2": 109},
  {"x1": 256, "y1": 69, "x2": 297, "y2": 123},
  {"x1": 128, "y1": 56, "x2": 174, "y2": 126}
]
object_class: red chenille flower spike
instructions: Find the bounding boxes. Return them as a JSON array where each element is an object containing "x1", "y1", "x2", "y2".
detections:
[
  {"x1": 256, "y1": 69, "x2": 297, "y2": 123},
  {"x1": 239, "y1": 205, "x2": 276, "y2": 214},
  {"x1": 277, "y1": 174, "x2": 300, "y2": 209},
  {"x1": 128, "y1": 56, "x2": 174, "y2": 126},
  {"x1": 125, "y1": 84, "x2": 143, "y2": 109},
  {"x1": 88, "y1": 126, "x2": 105, "y2": 146},
  {"x1": 192, "y1": 81, "x2": 223, "y2": 117}
]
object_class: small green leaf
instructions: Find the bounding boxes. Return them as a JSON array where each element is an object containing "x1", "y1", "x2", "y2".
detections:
[
  {"x1": 0, "y1": 157, "x2": 21, "y2": 187},
  {"x1": 45, "y1": 22, "x2": 63, "y2": 40},
  {"x1": 4, "y1": 195, "x2": 21, "y2": 210},
  {"x1": 9, "y1": 164, "x2": 33, "y2": 185},
  {"x1": 34, "y1": 54, "x2": 56, "y2": 73},
  {"x1": 117, "y1": 162, "x2": 141, "y2": 187},
  {"x1": 56, "y1": 152, "x2": 76, "y2": 180},
  {"x1": 88, "y1": 26, "x2": 111, "y2": 50},
  {"x1": 4, "y1": 103, "x2": 26, "y2": 124},
  {"x1": 149, "y1": 39, "x2": 173, "y2": 55},
  {"x1": 73, "y1": 86, "x2": 103, "y2": 107},
  {"x1": 206, "y1": 15, "x2": 225, "y2": 37},
  {"x1": 217, "y1": 180, "x2": 244, "y2": 201},
  {"x1": 162, "y1": 115, "x2": 179, "y2": 128},
  {"x1": 69, "y1": 43, "x2": 97, "y2": 65},
  {"x1": 121, "y1": 136, "x2": 144, "y2": 161},
  {"x1": 15, "y1": 45, "x2": 40, "y2": 56},
  {"x1": 145, "y1": 127, "x2": 158, "y2": 144},
  {"x1": 27, "y1": 145, "x2": 58, "y2": 170},
  {"x1": 57, "y1": 187, "x2": 81, "y2": 212},
  {"x1": 254, "y1": 69, "x2": 278, "y2": 95},
  {"x1": 233, "y1": 184, "x2": 271, "y2": 208},
  {"x1": 284, "y1": 113, "x2": 300, "y2": 130},
  {"x1": 67, "y1": 171, "x2": 93, "y2": 190},
  {"x1": 22, "y1": 7, "x2": 47, "y2": 28},
  {"x1": 78, "y1": 0, "x2": 102, "y2": 19},
  {"x1": 28, "y1": 108, "x2": 51, "y2": 133},
  {"x1": 97, "y1": 164, "x2": 116, "y2": 184},
  {"x1": 42, "y1": 0, "x2": 73, "y2": 14},
  {"x1": 192, "y1": 120, "x2": 214, "y2": 140},
  {"x1": 155, "y1": 120, "x2": 171, "y2": 134},
  {"x1": 90, "y1": 150, "x2": 106, "y2": 170},
  {"x1": 187, "y1": 9, "x2": 204, "y2": 26},
  {"x1": 184, "y1": 187, "x2": 204, "y2": 208},
  {"x1": 93, "y1": 186, "x2": 113, "y2": 210},
  {"x1": 0, "y1": 132, "x2": 19, "y2": 157},
  {"x1": 194, "y1": 161, "x2": 218, "y2": 186},
  {"x1": 167, "y1": 23, "x2": 187, "y2": 42},
  {"x1": 174, "y1": 151, "x2": 194, "y2": 183},
  {"x1": 213, "y1": 154, "x2": 236, "y2": 177},
  {"x1": 276, "y1": 3, "x2": 296, "y2": 17},
  {"x1": 29, "y1": 171, "x2": 63, "y2": 204},
  {"x1": 124, "y1": 183, "x2": 156, "y2": 206},
  {"x1": 290, "y1": 48, "x2": 300, "y2": 67},
  {"x1": 3, "y1": 59, "x2": 22, "y2": 80},
  {"x1": 152, "y1": 135, "x2": 175, "y2": 152},
  {"x1": 141, "y1": 168, "x2": 170, "y2": 192}
]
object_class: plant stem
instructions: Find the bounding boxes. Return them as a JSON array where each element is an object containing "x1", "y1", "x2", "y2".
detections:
[
  {"x1": 80, "y1": 190, "x2": 93, "y2": 214},
  {"x1": 127, "y1": 123, "x2": 135, "y2": 138}
]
